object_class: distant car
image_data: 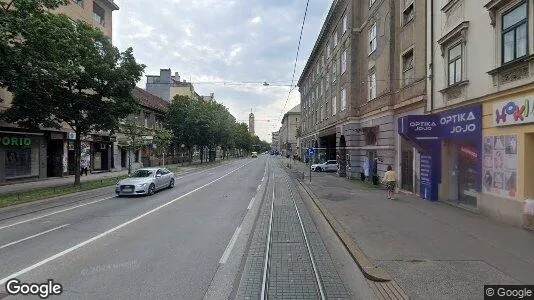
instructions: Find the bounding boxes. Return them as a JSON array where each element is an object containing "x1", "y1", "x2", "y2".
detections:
[
  {"x1": 116, "y1": 167, "x2": 175, "y2": 196},
  {"x1": 311, "y1": 160, "x2": 338, "y2": 172},
  {"x1": 251, "y1": 151, "x2": 258, "y2": 158}
]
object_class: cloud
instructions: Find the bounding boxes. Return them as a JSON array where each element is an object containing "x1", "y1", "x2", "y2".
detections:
[{"x1": 113, "y1": 0, "x2": 332, "y2": 141}]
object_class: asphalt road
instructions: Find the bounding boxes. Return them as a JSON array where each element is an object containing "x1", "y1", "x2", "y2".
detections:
[{"x1": 0, "y1": 157, "x2": 266, "y2": 299}]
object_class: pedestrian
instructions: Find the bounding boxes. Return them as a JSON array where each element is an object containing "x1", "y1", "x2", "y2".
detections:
[
  {"x1": 381, "y1": 165, "x2": 397, "y2": 200},
  {"x1": 80, "y1": 160, "x2": 88, "y2": 176}
]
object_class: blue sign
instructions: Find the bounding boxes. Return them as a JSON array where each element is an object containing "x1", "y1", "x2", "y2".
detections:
[
  {"x1": 307, "y1": 147, "x2": 314, "y2": 156},
  {"x1": 398, "y1": 105, "x2": 482, "y2": 202}
]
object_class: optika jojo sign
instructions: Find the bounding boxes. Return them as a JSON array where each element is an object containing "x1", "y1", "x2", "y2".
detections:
[
  {"x1": 409, "y1": 121, "x2": 437, "y2": 131},
  {"x1": 493, "y1": 97, "x2": 534, "y2": 127},
  {"x1": 440, "y1": 111, "x2": 477, "y2": 134}
]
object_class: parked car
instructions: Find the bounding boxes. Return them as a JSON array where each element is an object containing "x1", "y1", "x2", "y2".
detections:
[
  {"x1": 116, "y1": 167, "x2": 175, "y2": 196},
  {"x1": 311, "y1": 160, "x2": 338, "y2": 172}
]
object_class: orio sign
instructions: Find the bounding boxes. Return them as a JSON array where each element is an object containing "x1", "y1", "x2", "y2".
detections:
[
  {"x1": 493, "y1": 97, "x2": 534, "y2": 127},
  {"x1": 1, "y1": 135, "x2": 32, "y2": 147}
]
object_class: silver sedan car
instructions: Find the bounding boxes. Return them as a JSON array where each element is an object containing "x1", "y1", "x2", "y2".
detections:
[{"x1": 115, "y1": 167, "x2": 175, "y2": 196}]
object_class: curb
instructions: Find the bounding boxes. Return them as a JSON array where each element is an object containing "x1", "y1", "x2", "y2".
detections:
[{"x1": 295, "y1": 177, "x2": 392, "y2": 282}]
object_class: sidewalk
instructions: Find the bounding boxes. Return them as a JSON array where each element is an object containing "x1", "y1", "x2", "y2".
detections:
[
  {"x1": 0, "y1": 163, "x2": 199, "y2": 196},
  {"x1": 287, "y1": 159, "x2": 534, "y2": 300}
]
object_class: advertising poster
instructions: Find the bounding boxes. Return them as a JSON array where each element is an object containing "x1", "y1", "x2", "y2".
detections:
[{"x1": 483, "y1": 135, "x2": 517, "y2": 198}]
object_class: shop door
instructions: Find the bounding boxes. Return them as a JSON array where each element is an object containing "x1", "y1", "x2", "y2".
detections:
[
  {"x1": 401, "y1": 149, "x2": 414, "y2": 192},
  {"x1": 458, "y1": 144, "x2": 478, "y2": 206},
  {"x1": 47, "y1": 139, "x2": 63, "y2": 177}
]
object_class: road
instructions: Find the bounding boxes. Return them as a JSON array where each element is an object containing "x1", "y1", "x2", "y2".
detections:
[{"x1": 0, "y1": 155, "x2": 372, "y2": 299}]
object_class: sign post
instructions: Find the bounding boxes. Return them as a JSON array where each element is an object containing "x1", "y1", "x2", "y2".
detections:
[{"x1": 307, "y1": 147, "x2": 315, "y2": 182}]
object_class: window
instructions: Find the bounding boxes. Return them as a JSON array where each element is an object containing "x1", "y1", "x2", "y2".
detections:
[
  {"x1": 370, "y1": 0, "x2": 376, "y2": 8},
  {"x1": 325, "y1": 101, "x2": 329, "y2": 118},
  {"x1": 341, "y1": 88, "x2": 347, "y2": 111},
  {"x1": 321, "y1": 78, "x2": 324, "y2": 95},
  {"x1": 326, "y1": 72, "x2": 330, "y2": 89},
  {"x1": 502, "y1": 2, "x2": 528, "y2": 64},
  {"x1": 341, "y1": 50, "x2": 347, "y2": 74},
  {"x1": 92, "y1": 2, "x2": 105, "y2": 26},
  {"x1": 342, "y1": 14, "x2": 348, "y2": 33},
  {"x1": 327, "y1": 42, "x2": 331, "y2": 58},
  {"x1": 334, "y1": 31, "x2": 338, "y2": 47},
  {"x1": 368, "y1": 72, "x2": 376, "y2": 100},
  {"x1": 402, "y1": 50, "x2": 414, "y2": 86},
  {"x1": 369, "y1": 23, "x2": 377, "y2": 54},
  {"x1": 332, "y1": 96, "x2": 337, "y2": 115},
  {"x1": 331, "y1": 63, "x2": 337, "y2": 83},
  {"x1": 320, "y1": 105, "x2": 323, "y2": 121},
  {"x1": 403, "y1": 2, "x2": 414, "y2": 25},
  {"x1": 72, "y1": 0, "x2": 84, "y2": 7},
  {"x1": 448, "y1": 44, "x2": 462, "y2": 85}
]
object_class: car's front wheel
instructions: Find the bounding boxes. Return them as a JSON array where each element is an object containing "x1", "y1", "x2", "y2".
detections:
[
  {"x1": 168, "y1": 178, "x2": 175, "y2": 188},
  {"x1": 147, "y1": 183, "x2": 156, "y2": 196}
]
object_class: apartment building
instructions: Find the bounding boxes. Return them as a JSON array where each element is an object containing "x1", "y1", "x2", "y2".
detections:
[
  {"x1": 271, "y1": 131, "x2": 279, "y2": 152},
  {"x1": 279, "y1": 104, "x2": 301, "y2": 158},
  {"x1": 146, "y1": 69, "x2": 215, "y2": 102},
  {"x1": 298, "y1": 0, "x2": 426, "y2": 182},
  {"x1": 0, "y1": 0, "x2": 119, "y2": 183},
  {"x1": 397, "y1": 0, "x2": 534, "y2": 226}
]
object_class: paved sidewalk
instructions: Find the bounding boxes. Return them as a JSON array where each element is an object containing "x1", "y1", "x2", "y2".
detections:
[
  {"x1": 0, "y1": 160, "x2": 225, "y2": 196},
  {"x1": 286, "y1": 158, "x2": 534, "y2": 300}
]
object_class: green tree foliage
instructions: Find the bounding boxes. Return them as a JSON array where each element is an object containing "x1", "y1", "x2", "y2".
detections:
[
  {"x1": 0, "y1": 7, "x2": 145, "y2": 184},
  {"x1": 153, "y1": 128, "x2": 174, "y2": 165},
  {"x1": 118, "y1": 116, "x2": 149, "y2": 174}
]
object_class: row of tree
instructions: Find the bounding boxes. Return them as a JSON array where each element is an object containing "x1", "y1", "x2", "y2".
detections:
[
  {"x1": 167, "y1": 95, "x2": 270, "y2": 162},
  {"x1": 0, "y1": 0, "x2": 270, "y2": 185}
]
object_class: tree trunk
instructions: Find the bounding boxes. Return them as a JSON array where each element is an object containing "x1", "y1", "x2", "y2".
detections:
[{"x1": 74, "y1": 131, "x2": 82, "y2": 185}]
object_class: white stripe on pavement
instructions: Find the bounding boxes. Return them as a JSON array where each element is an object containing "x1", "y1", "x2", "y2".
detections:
[
  {"x1": 0, "y1": 197, "x2": 114, "y2": 231},
  {"x1": 219, "y1": 226, "x2": 241, "y2": 264},
  {"x1": 0, "y1": 161, "x2": 252, "y2": 285},
  {"x1": 247, "y1": 197, "x2": 255, "y2": 210},
  {"x1": 0, "y1": 224, "x2": 70, "y2": 250}
]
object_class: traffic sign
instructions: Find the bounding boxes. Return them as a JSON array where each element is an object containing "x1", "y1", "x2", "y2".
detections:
[{"x1": 307, "y1": 147, "x2": 314, "y2": 156}]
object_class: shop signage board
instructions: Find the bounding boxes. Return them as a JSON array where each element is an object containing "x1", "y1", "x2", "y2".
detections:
[
  {"x1": 397, "y1": 105, "x2": 483, "y2": 202},
  {"x1": 493, "y1": 96, "x2": 534, "y2": 127},
  {"x1": 0, "y1": 135, "x2": 32, "y2": 147}
]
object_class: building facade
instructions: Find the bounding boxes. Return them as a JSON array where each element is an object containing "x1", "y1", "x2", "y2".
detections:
[
  {"x1": 146, "y1": 69, "x2": 214, "y2": 102},
  {"x1": 398, "y1": 0, "x2": 534, "y2": 227},
  {"x1": 298, "y1": 0, "x2": 426, "y2": 182},
  {"x1": 279, "y1": 104, "x2": 301, "y2": 158},
  {"x1": 0, "y1": 0, "x2": 119, "y2": 183},
  {"x1": 271, "y1": 131, "x2": 279, "y2": 152}
]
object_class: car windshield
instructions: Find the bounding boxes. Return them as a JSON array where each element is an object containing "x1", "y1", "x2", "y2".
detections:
[{"x1": 131, "y1": 170, "x2": 153, "y2": 178}]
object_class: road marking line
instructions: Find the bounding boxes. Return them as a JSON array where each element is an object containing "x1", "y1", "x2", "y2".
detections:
[
  {"x1": 0, "y1": 224, "x2": 70, "y2": 250},
  {"x1": 0, "y1": 196, "x2": 114, "y2": 231},
  {"x1": 257, "y1": 184, "x2": 261, "y2": 191},
  {"x1": 247, "y1": 197, "x2": 255, "y2": 210},
  {"x1": 219, "y1": 226, "x2": 241, "y2": 264},
  {"x1": 0, "y1": 162, "x2": 252, "y2": 285}
]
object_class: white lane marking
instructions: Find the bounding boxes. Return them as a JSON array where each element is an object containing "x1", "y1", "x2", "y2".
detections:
[
  {"x1": 0, "y1": 162, "x2": 252, "y2": 285},
  {"x1": 247, "y1": 197, "x2": 255, "y2": 210},
  {"x1": 0, "y1": 161, "x2": 240, "y2": 231},
  {"x1": 0, "y1": 196, "x2": 114, "y2": 231},
  {"x1": 257, "y1": 184, "x2": 261, "y2": 191},
  {"x1": 0, "y1": 224, "x2": 70, "y2": 250},
  {"x1": 219, "y1": 226, "x2": 241, "y2": 264}
]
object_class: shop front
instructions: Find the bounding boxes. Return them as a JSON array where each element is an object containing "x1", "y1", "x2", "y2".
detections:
[
  {"x1": 398, "y1": 105, "x2": 482, "y2": 205},
  {"x1": 481, "y1": 91, "x2": 534, "y2": 226},
  {"x1": 0, "y1": 130, "x2": 47, "y2": 183}
]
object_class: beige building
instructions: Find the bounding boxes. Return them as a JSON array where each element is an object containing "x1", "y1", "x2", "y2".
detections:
[
  {"x1": 146, "y1": 69, "x2": 215, "y2": 102},
  {"x1": 279, "y1": 104, "x2": 301, "y2": 157},
  {"x1": 55, "y1": 0, "x2": 118, "y2": 41},
  {"x1": 403, "y1": 0, "x2": 534, "y2": 227},
  {"x1": 271, "y1": 131, "x2": 279, "y2": 152}
]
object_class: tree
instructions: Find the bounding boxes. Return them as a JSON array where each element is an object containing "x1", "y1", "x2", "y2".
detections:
[
  {"x1": 118, "y1": 116, "x2": 149, "y2": 174},
  {"x1": 153, "y1": 128, "x2": 173, "y2": 166},
  {"x1": 0, "y1": 10, "x2": 145, "y2": 184}
]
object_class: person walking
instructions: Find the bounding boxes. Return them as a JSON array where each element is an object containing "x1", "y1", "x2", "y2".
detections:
[{"x1": 381, "y1": 165, "x2": 397, "y2": 200}]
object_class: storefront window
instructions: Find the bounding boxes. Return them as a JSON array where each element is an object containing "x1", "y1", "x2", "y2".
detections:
[{"x1": 5, "y1": 147, "x2": 39, "y2": 178}]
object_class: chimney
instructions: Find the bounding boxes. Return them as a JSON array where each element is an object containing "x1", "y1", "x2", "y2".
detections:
[
  {"x1": 160, "y1": 69, "x2": 171, "y2": 84},
  {"x1": 174, "y1": 72, "x2": 180, "y2": 82}
]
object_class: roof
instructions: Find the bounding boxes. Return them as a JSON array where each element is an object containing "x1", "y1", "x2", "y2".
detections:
[
  {"x1": 132, "y1": 87, "x2": 169, "y2": 112},
  {"x1": 282, "y1": 104, "x2": 301, "y2": 124}
]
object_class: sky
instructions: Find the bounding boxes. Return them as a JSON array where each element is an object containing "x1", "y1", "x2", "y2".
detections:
[{"x1": 112, "y1": 0, "x2": 332, "y2": 142}]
